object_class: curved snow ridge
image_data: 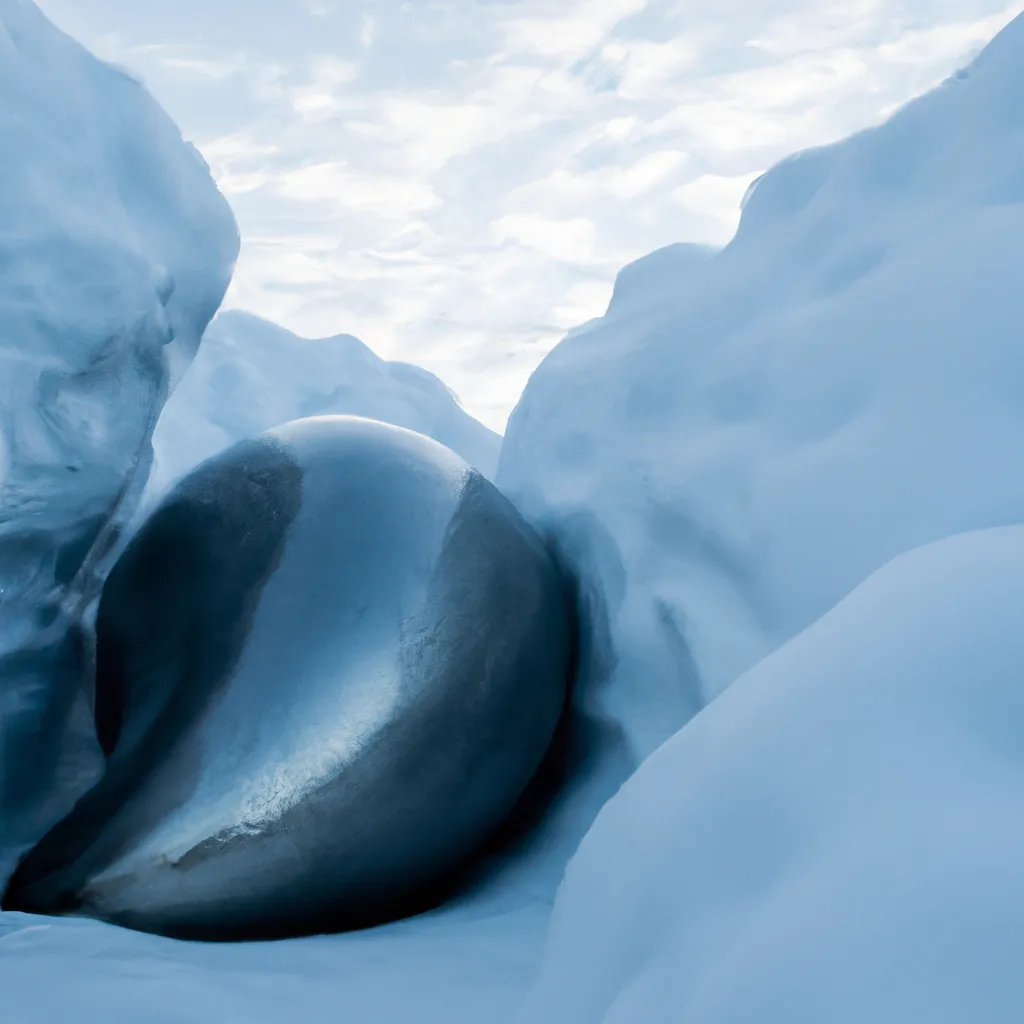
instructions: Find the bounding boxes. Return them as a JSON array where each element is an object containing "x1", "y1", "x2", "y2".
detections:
[
  {"x1": 737, "y1": 12, "x2": 1024, "y2": 245},
  {"x1": 149, "y1": 309, "x2": 501, "y2": 497},
  {"x1": 498, "y1": 11, "x2": 1024, "y2": 783},
  {"x1": 0, "y1": 0, "x2": 238, "y2": 875},
  {"x1": 605, "y1": 243, "x2": 718, "y2": 316},
  {"x1": 518, "y1": 525, "x2": 1024, "y2": 1024}
]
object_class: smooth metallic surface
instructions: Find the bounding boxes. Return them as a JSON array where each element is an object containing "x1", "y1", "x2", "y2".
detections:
[{"x1": 5, "y1": 416, "x2": 572, "y2": 939}]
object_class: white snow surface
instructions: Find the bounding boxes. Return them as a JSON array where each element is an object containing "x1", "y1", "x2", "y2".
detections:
[
  {"x1": 0, "y1": 897, "x2": 549, "y2": 1023},
  {"x1": 0, "y1": 0, "x2": 237, "y2": 870},
  {"x1": 499, "y1": 11, "x2": 1024, "y2": 778},
  {"x1": 518, "y1": 526, "x2": 1024, "y2": 1024},
  {"x1": 149, "y1": 309, "x2": 500, "y2": 498}
]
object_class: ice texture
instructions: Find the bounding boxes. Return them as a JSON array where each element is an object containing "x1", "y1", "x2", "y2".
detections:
[
  {"x1": 0, "y1": 0, "x2": 238, "y2": 878},
  {"x1": 149, "y1": 310, "x2": 500, "y2": 500},
  {"x1": 7, "y1": 417, "x2": 570, "y2": 940}
]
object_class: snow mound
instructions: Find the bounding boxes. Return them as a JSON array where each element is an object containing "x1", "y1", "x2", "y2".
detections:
[
  {"x1": 519, "y1": 526, "x2": 1024, "y2": 1024},
  {"x1": 498, "y1": 12, "x2": 1024, "y2": 786},
  {"x1": 0, "y1": 0, "x2": 238, "y2": 875},
  {"x1": 150, "y1": 310, "x2": 500, "y2": 496}
]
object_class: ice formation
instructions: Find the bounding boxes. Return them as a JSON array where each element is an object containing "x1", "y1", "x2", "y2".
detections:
[
  {"x1": 149, "y1": 310, "x2": 500, "y2": 498},
  {"x1": 0, "y1": 0, "x2": 238, "y2": 878},
  {"x1": 6, "y1": 417, "x2": 570, "y2": 939}
]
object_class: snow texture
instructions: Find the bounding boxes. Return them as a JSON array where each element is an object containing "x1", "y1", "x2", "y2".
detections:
[
  {"x1": 0, "y1": 0, "x2": 238, "y2": 877},
  {"x1": 0, "y1": 898, "x2": 549, "y2": 1024},
  {"x1": 149, "y1": 309, "x2": 500, "y2": 500},
  {"x1": 518, "y1": 526, "x2": 1024, "y2": 1024},
  {"x1": 498, "y1": 11, "x2": 1024, "y2": 790}
]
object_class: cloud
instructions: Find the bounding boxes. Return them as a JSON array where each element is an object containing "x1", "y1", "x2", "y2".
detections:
[
  {"x1": 491, "y1": 214, "x2": 599, "y2": 263},
  {"x1": 290, "y1": 56, "x2": 359, "y2": 119},
  {"x1": 153, "y1": 53, "x2": 244, "y2": 79},
  {"x1": 33, "y1": 0, "x2": 1024, "y2": 430},
  {"x1": 359, "y1": 15, "x2": 374, "y2": 49},
  {"x1": 277, "y1": 162, "x2": 441, "y2": 215},
  {"x1": 500, "y1": 0, "x2": 648, "y2": 60}
]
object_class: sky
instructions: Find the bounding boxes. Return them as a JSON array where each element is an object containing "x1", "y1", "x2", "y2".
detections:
[{"x1": 34, "y1": 0, "x2": 1022, "y2": 430}]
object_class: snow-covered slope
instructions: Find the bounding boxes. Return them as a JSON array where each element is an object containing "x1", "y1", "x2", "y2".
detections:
[
  {"x1": 498, "y1": 11, "x2": 1024, "y2": 790},
  {"x1": 150, "y1": 310, "x2": 500, "y2": 495},
  {"x1": 519, "y1": 527, "x2": 1024, "y2": 1024},
  {"x1": 0, "y1": 0, "x2": 238, "y2": 875}
]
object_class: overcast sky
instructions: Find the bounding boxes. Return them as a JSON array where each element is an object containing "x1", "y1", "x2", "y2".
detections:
[{"x1": 35, "y1": 0, "x2": 1021, "y2": 429}]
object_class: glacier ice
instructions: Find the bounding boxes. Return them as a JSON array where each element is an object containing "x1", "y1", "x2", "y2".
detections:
[
  {"x1": 0, "y1": 0, "x2": 238, "y2": 880},
  {"x1": 148, "y1": 309, "x2": 501, "y2": 502},
  {"x1": 5, "y1": 417, "x2": 570, "y2": 939}
]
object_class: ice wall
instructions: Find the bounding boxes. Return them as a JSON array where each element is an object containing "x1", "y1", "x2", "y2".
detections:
[{"x1": 0, "y1": 0, "x2": 238, "y2": 878}]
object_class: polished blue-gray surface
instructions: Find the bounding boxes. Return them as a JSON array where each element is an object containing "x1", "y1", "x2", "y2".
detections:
[{"x1": 5, "y1": 416, "x2": 571, "y2": 938}]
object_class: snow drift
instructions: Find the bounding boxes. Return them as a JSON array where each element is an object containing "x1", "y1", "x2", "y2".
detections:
[
  {"x1": 149, "y1": 310, "x2": 500, "y2": 497},
  {"x1": 518, "y1": 526, "x2": 1024, "y2": 1024},
  {"x1": 0, "y1": 0, "x2": 238, "y2": 877},
  {"x1": 498, "y1": 11, "x2": 1024, "y2": 795}
]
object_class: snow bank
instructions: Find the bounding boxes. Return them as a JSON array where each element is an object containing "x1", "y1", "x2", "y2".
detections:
[
  {"x1": 0, "y1": 0, "x2": 238, "y2": 875},
  {"x1": 518, "y1": 526, "x2": 1024, "y2": 1024},
  {"x1": 149, "y1": 310, "x2": 500, "y2": 497},
  {"x1": 498, "y1": 12, "x2": 1024, "y2": 786}
]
